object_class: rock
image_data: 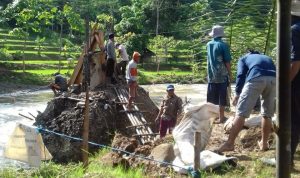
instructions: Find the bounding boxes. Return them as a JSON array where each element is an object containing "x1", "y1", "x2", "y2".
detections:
[
  {"x1": 150, "y1": 143, "x2": 175, "y2": 164},
  {"x1": 101, "y1": 152, "x2": 130, "y2": 169}
]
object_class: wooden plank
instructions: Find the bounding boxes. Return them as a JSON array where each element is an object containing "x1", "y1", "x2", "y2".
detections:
[
  {"x1": 133, "y1": 133, "x2": 159, "y2": 137},
  {"x1": 126, "y1": 123, "x2": 151, "y2": 129},
  {"x1": 68, "y1": 33, "x2": 99, "y2": 86}
]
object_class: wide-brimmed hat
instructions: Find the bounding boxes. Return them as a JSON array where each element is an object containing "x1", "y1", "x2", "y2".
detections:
[
  {"x1": 209, "y1": 25, "x2": 225, "y2": 38},
  {"x1": 292, "y1": 0, "x2": 300, "y2": 17},
  {"x1": 166, "y1": 84, "x2": 175, "y2": 91}
]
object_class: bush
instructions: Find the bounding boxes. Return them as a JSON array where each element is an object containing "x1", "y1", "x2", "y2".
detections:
[
  {"x1": 12, "y1": 51, "x2": 23, "y2": 60},
  {"x1": 0, "y1": 48, "x2": 13, "y2": 61}
]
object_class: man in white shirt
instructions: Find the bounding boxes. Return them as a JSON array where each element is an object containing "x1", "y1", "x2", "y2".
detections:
[{"x1": 115, "y1": 43, "x2": 129, "y2": 78}]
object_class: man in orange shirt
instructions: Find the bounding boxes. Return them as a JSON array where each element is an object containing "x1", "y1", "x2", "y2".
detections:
[{"x1": 125, "y1": 51, "x2": 141, "y2": 110}]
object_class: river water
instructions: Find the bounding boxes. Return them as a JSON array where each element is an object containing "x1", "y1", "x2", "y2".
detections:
[{"x1": 0, "y1": 84, "x2": 209, "y2": 167}]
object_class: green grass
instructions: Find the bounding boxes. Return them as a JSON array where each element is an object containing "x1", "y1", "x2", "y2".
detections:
[
  {"x1": 140, "y1": 70, "x2": 192, "y2": 76},
  {"x1": 0, "y1": 149, "x2": 144, "y2": 178},
  {"x1": 7, "y1": 50, "x2": 80, "y2": 55},
  {"x1": 2, "y1": 60, "x2": 75, "y2": 64},
  {"x1": 14, "y1": 69, "x2": 71, "y2": 75},
  {"x1": 0, "y1": 150, "x2": 278, "y2": 178},
  {"x1": 3, "y1": 44, "x2": 59, "y2": 49}
]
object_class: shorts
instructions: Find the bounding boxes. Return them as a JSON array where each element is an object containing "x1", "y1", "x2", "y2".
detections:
[
  {"x1": 236, "y1": 76, "x2": 276, "y2": 118},
  {"x1": 207, "y1": 82, "x2": 227, "y2": 106}
]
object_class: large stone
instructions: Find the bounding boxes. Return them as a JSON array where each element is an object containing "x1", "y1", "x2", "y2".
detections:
[{"x1": 150, "y1": 143, "x2": 175, "y2": 164}]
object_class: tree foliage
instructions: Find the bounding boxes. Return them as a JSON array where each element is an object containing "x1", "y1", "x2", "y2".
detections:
[{"x1": 1, "y1": 0, "x2": 276, "y2": 66}]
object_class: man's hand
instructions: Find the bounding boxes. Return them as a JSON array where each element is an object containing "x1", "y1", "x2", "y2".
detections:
[{"x1": 232, "y1": 95, "x2": 239, "y2": 106}]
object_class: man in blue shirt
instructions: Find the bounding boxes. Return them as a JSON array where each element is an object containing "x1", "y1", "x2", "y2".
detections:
[
  {"x1": 217, "y1": 51, "x2": 276, "y2": 152},
  {"x1": 290, "y1": 1, "x2": 300, "y2": 166},
  {"x1": 206, "y1": 25, "x2": 232, "y2": 124}
]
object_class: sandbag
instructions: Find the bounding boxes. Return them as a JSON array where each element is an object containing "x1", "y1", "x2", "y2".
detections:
[
  {"x1": 4, "y1": 123, "x2": 52, "y2": 167},
  {"x1": 172, "y1": 102, "x2": 219, "y2": 165},
  {"x1": 173, "y1": 150, "x2": 237, "y2": 173}
]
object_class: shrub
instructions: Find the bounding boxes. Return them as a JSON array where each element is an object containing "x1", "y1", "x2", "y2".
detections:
[
  {"x1": 0, "y1": 48, "x2": 13, "y2": 61},
  {"x1": 12, "y1": 51, "x2": 23, "y2": 60}
]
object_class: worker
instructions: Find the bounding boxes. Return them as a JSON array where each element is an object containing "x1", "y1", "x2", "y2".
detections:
[
  {"x1": 105, "y1": 33, "x2": 117, "y2": 84},
  {"x1": 155, "y1": 84, "x2": 183, "y2": 138},
  {"x1": 49, "y1": 72, "x2": 68, "y2": 96},
  {"x1": 126, "y1": 51, "x2": 141, "y2": 110},
  {"x1": 217, "y1": 51, "x2": 276, "y2": 153},
  {"x1": 115, "y1": 43, "x2": 129, "y2": 78}
]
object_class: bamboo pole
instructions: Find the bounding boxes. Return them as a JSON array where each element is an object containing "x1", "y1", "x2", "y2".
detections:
[
  {"x1": 194, "y1": 132, "x2": 201, "y2": 171},
  {"x1": 82, "y1": 18, "x2": 90, "y2": 168},
  {"x1": 114, "y1": 88, "x2": 146, "y2": 143}
]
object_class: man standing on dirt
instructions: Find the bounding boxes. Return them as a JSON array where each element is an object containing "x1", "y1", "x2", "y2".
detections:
[
  {"x1": 49, "y1": 72, "x2": 68, "y2": 96},
  {"x1": 206, "y1": 25, "x2": 232, "y2": 124},
  {"x1": 106, "y1": 33, "x2": 117, "y2": 84},
  {"x1": 126, "y1": 51, "x2": 141, "y2": 110},
  {"x1": 217, "y1": 51, "x2": 276, "y2": 153},
  {"x1": 155, "y1": 85, "x2": 182, "y2": 138},
  {"x1": 290, "y1": 0, "x2": 300, "y2": 167},
  {"x1": 115, "y1": 43, "x2": 129, "y2": 78}
]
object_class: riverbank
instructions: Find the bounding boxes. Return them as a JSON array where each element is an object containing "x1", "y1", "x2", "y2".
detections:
[{"x1": 0, "y1": 68, "x2": 206, "y2": 95}]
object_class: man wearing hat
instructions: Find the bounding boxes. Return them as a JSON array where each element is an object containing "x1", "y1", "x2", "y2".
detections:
[
  {"x1": 155, "y1": 84, "x2": 182, "y2": 138},
  {"x1": 290, "y1": 0, "x2": 300, "y2": 166},
  {"x1": 49, "y1": 72, "x2": 68, "y2": 96},
  {"x1": 106, "y1": 33, "x2": 117, "y2": 84},
  {"x1": 126, "y1": 51, "x2": 141, "y2": 110},
  {"x1": 206, "y1": 25, "x2": 232, "y2": 124}
]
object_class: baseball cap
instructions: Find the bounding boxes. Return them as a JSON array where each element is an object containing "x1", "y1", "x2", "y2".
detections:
[{"x1": 166, "y1": 84, "x2": 175, "y2": 91}]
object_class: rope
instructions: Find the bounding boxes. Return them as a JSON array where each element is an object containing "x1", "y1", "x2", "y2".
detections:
[{"x1": 36, "y1": 126, "x2": 200, "y2": 176}]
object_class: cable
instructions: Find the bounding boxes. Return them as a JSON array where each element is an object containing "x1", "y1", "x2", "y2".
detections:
[{"x1": 36, "y1": 126, "x2": 192, "y2": 172}]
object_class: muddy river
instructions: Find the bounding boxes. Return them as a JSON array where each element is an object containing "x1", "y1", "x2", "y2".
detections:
[{"x1": 0, "y1": 84, "x2": 211, "y2": 167}]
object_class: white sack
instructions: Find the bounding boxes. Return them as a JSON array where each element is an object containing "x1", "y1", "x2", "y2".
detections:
[
  {"x1": 172, "y1": 150, "x2": 237, "y2": 174},
  {"x1": 4, "y1": 123, "x2": 52, "y2": 167},
  {"x1": 224, "y1": 115, "x2": 277, "y2": 133},
  {"x1": 172, "y1": 102, "x2": 219, "y2": 165}
]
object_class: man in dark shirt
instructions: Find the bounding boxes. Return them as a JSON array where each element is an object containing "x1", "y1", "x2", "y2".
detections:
[
  {"x1": 105, "y1": 33, "x2": 117, "y2": 84},
  {"x1": 217, "y1": 51, "x2": 276, "y2": 152},
  {"x1": 290, "y1": 1, "x2": 300, "y2": 166},
  {"x1": 49, "y1": 72, "x2": 68, "y2": 96}
]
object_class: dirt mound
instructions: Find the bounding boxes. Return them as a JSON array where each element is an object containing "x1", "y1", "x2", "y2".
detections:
[
  {"x1": 100, "y1": 134, "x2": 179, "y2": 177},
  {"x1": 34, "y1": 84, "x2": 158, "y2": 163}
]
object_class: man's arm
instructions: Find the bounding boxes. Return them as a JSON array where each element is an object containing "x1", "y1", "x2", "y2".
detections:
[
  {"x1": 235, "y1": 59, "x2": 247, "y2": 96},
  {"x1": 225, "y1": 62, "x2": 232, "y2": 81},
  {"x1": 155, "y1": 100, "x2": 165, "y2": 122},
  {"x1": 291, "y1": 61, "x2": 300, "y2": 82}
]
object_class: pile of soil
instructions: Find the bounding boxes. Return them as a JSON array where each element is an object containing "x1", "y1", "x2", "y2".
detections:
[
  {"x1": 99, "y1": 134, "x2": 177, "y2": 177},
  {"x1": 98, "y1": 111, "x2": 276, "y2": 177},
  {"x1": 34, "y1": 84, "x2": 159, "y2": 163}
]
